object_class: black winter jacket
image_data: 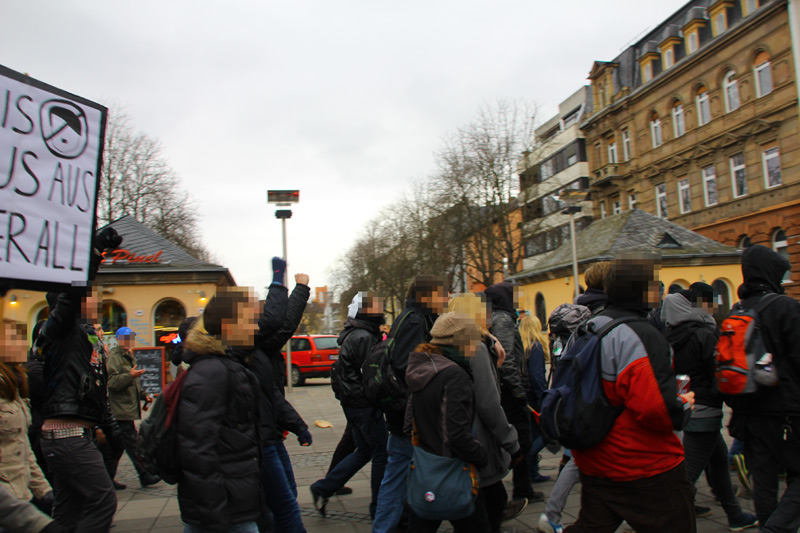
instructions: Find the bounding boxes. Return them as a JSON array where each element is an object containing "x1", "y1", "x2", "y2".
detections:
[
  {"x1": 335, "y1": 316, "x2": 382, "y2": 408},
  {"x1": 384, "y1": 299, "x2": 437, "y2": 435},
  {"x1": 177, "y1": 329, "x2": 262, "y2": 531},
  {"x1": 732, "y1": 245, "x2": 800, "y2": 417},
  {"x1": 249, "y1": 349, "x2": 307, "y2": 445},
  {"x1": 404, "y1": 349, "x2": 488, "y2": 468},
  {"x1": 575, "y1": 288, "x2": 607, "y2": 315},
  {"x1": 256, "y1": 283, "x2": 310, "y2": 395},
  {"x1": 485, "y1": 283, "x2": 526, "y2": 399},
  {"x1": 666, "y1": 321, "x2": 721, "y2": 410}
]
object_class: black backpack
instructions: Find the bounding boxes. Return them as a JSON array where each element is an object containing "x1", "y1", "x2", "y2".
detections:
[
  {"x1": 539, "y1": 317, "x2": 642, "y2": 450},
  {"x1": 362, "y1": 310, "x2": 415, "y2": 412}
]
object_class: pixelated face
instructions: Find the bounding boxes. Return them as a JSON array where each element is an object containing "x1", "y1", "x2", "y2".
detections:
[
  {"x1": 81, "y1": 288, "x2": 101, "y2": 322},
  {"x1": 450, "y1": 313, "x2": 482, "y2": 357},
  {"x1": 0, "y1": 322, "x2": 28, "y2": 364},
  {"x1": 447, "y1": 293, "x2": 488, "y2": 329},
  {"x1": 220, "y1": 288, "x2": 259, "y2": 347},
  {"x1": 118, "y1": 335, "x2": 135, "y2": 350},
  {"x1": 420, "y1": 285, "x2": 448, "y2": 314},
  {"x1": 360, "y1": 292, "x2": 384, "y2": 316}
]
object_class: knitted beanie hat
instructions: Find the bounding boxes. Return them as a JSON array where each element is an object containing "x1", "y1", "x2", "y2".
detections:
[{"x1": 430, "y1": 312, "x2": 481, "y2": 347}]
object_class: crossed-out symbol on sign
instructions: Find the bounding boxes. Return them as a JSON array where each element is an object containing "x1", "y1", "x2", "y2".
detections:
[{"x1": 40, "y1": 99, "x2": 89, "y2": 159}]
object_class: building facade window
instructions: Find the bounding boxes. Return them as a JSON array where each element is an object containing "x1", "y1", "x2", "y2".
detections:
[
  {"x1": 663, "y1": 48, "x2": 674, "y2": 69},
  {"x1": 672, "y1": 102, "x2": 685, "y2": 137},
  {"x1": 739, "y1": 234, "x2": 752, "y2": 248},
  {"x1": 743, "y1": 0, "x2": 759, "y2": 16},
  {"x1": 763, "y1": 146, "x2": 782, "y2": 188},
  {"x1": 772, "y1": 228, "x2": 791, "y2": 282},
  {"x1": 651, "y1": 114, "x2": 663, "y2": 148},
  {"x1": 656, "y1": 183, "x2": 668, "y2": 218},
  {"x1": 628, "y1": 193, "x2": 637, "y2": 209},
  {"x1": 754, "y1": 52, "x2": 773, "y2": 97},
  {"x1": 730, "y1": 153, "x2": 748, "y2": 197},
  {"x1": 724, "y1": 71, "x2": 740, "y2": 112},
  {"x1": 702, "y1": 165, "x2": 718, "y2": 206},
  {"x1": 678, "y1": 178, "x2": 692, "y2": 214},
  {"x1": 613, "y1": 200, "x2": 621, "y2": 215},
  {"x1": 608, "y1": 141, "x2": 617, "y2": 164},
  {"x1": 697, "y1": 87, "x2": 711, "y2": 126},
  {"x1": 643, "y1": 62, "x2": 653, "y2": 83},
  {"x1": 713, "y1": 11, "x2": 727, "y2": 36},
  {"x1": 599, "y1": 200, "x2": 607, "y2": 219},
  {"x1": 622, "y1": 129, "x2": 631, "y2": 161},
  {"x1": 102, "y1": 301, "x2": 128, "y2": 333},
  {"x1": 594, "y1": 143, "x2": 602, "y2": 169},
  {"x1": 687, "y1": 32, "x2": 699, "y2": 54}
]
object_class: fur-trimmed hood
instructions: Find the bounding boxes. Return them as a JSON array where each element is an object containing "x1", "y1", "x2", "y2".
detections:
[{"x1": 184, "y1": 317, "x2": 226, "y2": 362}]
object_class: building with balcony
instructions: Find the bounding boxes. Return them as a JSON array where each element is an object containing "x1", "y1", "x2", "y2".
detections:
[
  {"x1": 581, "y1": 0, "x2": 799, "y2": 297},
  {"x1": 519, "y1": 87, "x2": 594, "y2": 276}
]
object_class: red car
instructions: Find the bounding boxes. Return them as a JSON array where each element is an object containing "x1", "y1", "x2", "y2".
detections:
[{"x1": 282, "y1": 335, "x2": 339, "y2": 386}]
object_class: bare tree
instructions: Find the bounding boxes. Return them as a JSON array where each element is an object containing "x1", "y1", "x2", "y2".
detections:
[{"x1": 99, "y1": 110, "x2": 213, "y2": 261}]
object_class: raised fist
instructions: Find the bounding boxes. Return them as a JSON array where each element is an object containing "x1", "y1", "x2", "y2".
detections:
[{"x1": 295, "y1": 273, "x2": 310, "y2": 286}]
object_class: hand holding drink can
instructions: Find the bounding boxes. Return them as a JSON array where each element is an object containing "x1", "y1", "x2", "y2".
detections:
[{"x1": 676, "y1": 374, "x2": 691, "y2": 395}]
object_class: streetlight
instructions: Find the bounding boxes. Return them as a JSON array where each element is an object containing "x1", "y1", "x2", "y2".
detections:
[
  {"x1": 268, "y1": 190, "x2": 300, "y2": 393},
  {"x1": 551, "y1": 190, "x2": 588, "y2": 301}
]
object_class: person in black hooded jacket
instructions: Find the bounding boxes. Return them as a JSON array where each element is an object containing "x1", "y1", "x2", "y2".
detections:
[
  {"x1": 310, "y1": 292, "x2": 388, "y2": 519},
  {"x1": 729, "y1": 245, "x2": 800, "y2": 531},
  {"x1": 177, "y1": 287, "x2": 262, "y2": 533}
]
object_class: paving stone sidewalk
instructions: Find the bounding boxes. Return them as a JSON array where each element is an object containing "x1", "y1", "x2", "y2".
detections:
[{"x1": 111, "y1": 379, "x2": 758, "y2": 532}]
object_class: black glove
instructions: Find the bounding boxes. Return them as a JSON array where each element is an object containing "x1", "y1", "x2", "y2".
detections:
[
  {"x1": 508, "y1": 448, "x2": 524, "y2": 469},
  {"x1": 297, "y1": 429, "x2": 313, "y2": 446},
  {"x1": 95, "y1": 227, "x2": 123, "y2": 251},
  {"x1": 32, "y1": 491, "x2": 54, "y2": 516}
]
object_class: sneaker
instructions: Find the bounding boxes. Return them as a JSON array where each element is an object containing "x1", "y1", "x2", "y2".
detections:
[
  {"x1": 310, "y1": 486, "x2": 328, "y2": 517},
  {"x1": 728, "y1": 512, "x2": 758, "y2": 531},
  {"x1": 112, "y1": 480, "x2": 127, "y2": 491},
  {"x1": 501, "y1": 498, "x2": 528, "y2": 523},
  {"x1": 140, "y1": 474, "x2": 161, "y2": 488},
  {"x1": 335, "y1": 486, "x2": 353, "y2": 495},
  {"x1": 695, "y1": 505, "x2": 712, "y2": 518},
  {"x1": 732, "y1": 454, "x2": 751, "y2": 492},
  {"x1": 537, "y1": 512, "x2": 564, "y2": 533},
  {"x1": 531, "y1": 474, "x2": 552, "y2": 483}
]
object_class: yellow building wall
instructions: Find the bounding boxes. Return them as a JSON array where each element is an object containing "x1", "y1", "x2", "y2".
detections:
[
  {"x1": 1, "y1": 282, "x2": 219, "y2": 349},
  {"x1": 519, "y1": 263, "x2": 743, "y2": 323}
]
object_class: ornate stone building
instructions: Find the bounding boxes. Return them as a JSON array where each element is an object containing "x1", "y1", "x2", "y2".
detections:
[{"x1": 582, "y1": 0, "x2": 799, "y2": 297}]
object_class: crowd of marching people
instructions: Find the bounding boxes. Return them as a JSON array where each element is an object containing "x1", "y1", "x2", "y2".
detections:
[{"x1": 0, "y1": 227, "x2": 798, "y2": 533}]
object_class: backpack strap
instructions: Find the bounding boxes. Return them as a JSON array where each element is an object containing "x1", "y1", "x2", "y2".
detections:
[
  {"x1": 591, "y1": 316, "x2": 646, "y2": 339},
  {"x1": 753, "y1": 292, "x2": 784, "y2": 314}
]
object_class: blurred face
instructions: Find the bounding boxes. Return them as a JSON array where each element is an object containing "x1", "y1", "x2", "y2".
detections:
[
  {"x1": 362, "y1": 295, "x2": 384, "y2": 316},
  {"x1": 0, "y1": 322, "x2": 28, "y2": 364},
  {"x1": 420, "y1": 286, "x2": 447, "y2": 314},
  {"x1": 646, "y1": 280, "x2": 662, "y2": 309},
  {"x1": 118, "y1": 335, "x2": 135, "y2": 350},
  {"x1": 81, "y1": 289, "x2": 101, "y2": 322},
  {"x1": 221, "y1": 298, "x2": 259, "y2": 346}
]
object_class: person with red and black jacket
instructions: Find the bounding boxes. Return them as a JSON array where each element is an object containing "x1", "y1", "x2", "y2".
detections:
[
  {"x1": 565, "y1": 254, "x2": 696, "y2": 533},
  {"x1": 729, "y1": 245, "x2": 800, "y2": 532}
]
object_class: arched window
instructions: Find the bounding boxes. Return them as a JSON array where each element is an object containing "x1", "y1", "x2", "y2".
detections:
[
  {"x1": 738, "y1": 234, "x2": 752, "y2": 248},
  {"x1": 102, "y1": 301, "x2": 127, "y2": 334},
  {"x1": 154, "y1": 299, "x2": 187, "y2": 365},
  {"x1": 650, "y1": 112, "x2": 663, "y2": 148},
  {"x1": 724, "y1": 70, "x2": 739, "y2": 112},
  {"x1": 754, "y1": 51, "x2": 773, "y2": 97},
  {"x1": 672, "y1": 101, "x2": 685, "y2": 137},
  {"x1": 773, "y1": 228, "x2": 791, "y2": 283},
  {"x1": 696, "y1": 86, "x2": 711, "y2": 126},
  {"x1": 535, "y1": 293, "x2": 547, "y2": 332},
  {"x1": 712, "y1": 279, "x2": 732, "y2": 317}
]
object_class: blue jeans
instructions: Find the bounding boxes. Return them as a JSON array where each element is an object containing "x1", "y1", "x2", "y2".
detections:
[
  {"x1": 529, "y1": 422, "x2": 545, "y2": 478},
  {"x1": 261, "y1": 445, "x2": 306, "y2": 533},
  {"x1": 311, "y1": 406, "x2": 388, "y2": 517},
  {"x1": 275, "y1": 441, "x2": 298, "y2": 497},
  {"x1": 372, "y1": 433, "x2": 414, "y2": 533},
  {"x1": 184, "y1": 522, "x2": 258, "y2": 533}
]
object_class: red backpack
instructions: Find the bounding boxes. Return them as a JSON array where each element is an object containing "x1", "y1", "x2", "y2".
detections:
[{"x1": 715, "y1": 293, "x2": 782, "y2": 396}]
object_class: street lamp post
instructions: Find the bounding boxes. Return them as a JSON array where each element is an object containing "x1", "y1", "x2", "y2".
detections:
[
  {"x1": 268, "y1": 190, "x2": 299, "y2": 393},
  {"x1": 552, "y1": 191, "x2": 587, "y2": 301}
]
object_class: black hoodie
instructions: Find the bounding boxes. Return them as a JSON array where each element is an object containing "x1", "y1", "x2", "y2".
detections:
[
  {"x1": 485, "y1": 283, "x2": 526, "y2": 399},
  {"x1": 335, "y1": 315, "x2": 383, "y2": 408},
  {"x1": 733, "y1": 245, "x2": 800, "y2": 416}
]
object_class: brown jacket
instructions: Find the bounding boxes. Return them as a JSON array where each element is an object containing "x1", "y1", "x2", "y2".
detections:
[
  {"x1": 0, "y1": 397, "x2": 50, "y2": 501},
  {"x1": 107, "y1": 347, "x2": 146, "y2": 421}
]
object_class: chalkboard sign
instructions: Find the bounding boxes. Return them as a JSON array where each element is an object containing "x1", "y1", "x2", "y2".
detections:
[{"x1": 133, "y1": 347, "x2": 165, "y2": 396}]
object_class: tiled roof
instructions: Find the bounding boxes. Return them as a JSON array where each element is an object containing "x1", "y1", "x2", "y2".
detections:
[{"x1": 511, "y1": 209, "x2": 740, "y2": 280}]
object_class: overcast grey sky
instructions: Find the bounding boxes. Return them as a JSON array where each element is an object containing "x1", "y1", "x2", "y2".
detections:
[{"x1": 1, "y1": 0, "x2": 688, "y2": 297}]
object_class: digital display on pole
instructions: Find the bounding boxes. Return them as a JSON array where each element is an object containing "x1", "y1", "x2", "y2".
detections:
[{"x1": 267, "y1": 190, "x2": 300, "y2": 204}]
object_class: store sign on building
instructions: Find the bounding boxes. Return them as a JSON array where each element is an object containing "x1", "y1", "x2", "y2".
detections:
[
  {"x1": 101, "y1": 248, "x2": 163, "y2": 265},
  {"x1": 0, "y1": 65, "x2": 107, "y2": 291}
]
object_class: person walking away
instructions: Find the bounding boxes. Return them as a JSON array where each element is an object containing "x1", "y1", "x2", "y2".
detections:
[
  {"x1": 373, "y1": 275, "x2": 447, "y2": 533},
  {"x1": 310, "y1": 292, "x2": 388, "y2": 519},
  {"x1": 107, "y1": 327, "x2": 161, "y2": 488},
  {"x1": 728, "y1": 245, "x2": 800, "y2": 532},
  {"x1": 564, "y1": 253, "x2": 696, "y2": 533},
  {"x1": 0, "y1": 320, "x2": 53, "y2": 517},
  {"x1": 177, "y1": 287, "x2": 263, "y2": 533},
  {"x1": 484, "y1": 281, "x2": 540, "y2": 504},
  {"x1": 404, "y1": 312, "x2": 490, "y2": 532},
  {"x1": 519, "y1": 314, "x2": 550, "y2": 484},
  {"x1": 574, "y1": 261, "x2": 611, "y2": 316},
  {"x1": 449, "y1": 294, "x2": 523, "y2": 531},
  {"x1": 661, "y1": 289, "x2": 757, "y2": 531}
]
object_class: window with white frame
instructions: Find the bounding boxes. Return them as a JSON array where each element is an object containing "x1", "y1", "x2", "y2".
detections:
[
  {"x1": 772, "y1": 228, "x2": 791, "y2": 282},
  {"x1": 594, "y1": 143, "x2": 602, "y2": 168},
  {"x1": 688, "y1": 32, "x2": 699, "y2": 54},
  {"x1": 702, "y1": 165, "x2": 718, "y2": 206},
  {"x1": 628, "y1": 193, "x2": 637, "y2": 209},
  {"x1": 724, "y1": 71, "x2": 739, "y2": 112},
  {"x1": 651, "y1": 115, "x2": 663, "y2": 148},
  {"x1": 567, "y1": 153, "x2": 578, "y2": 166},
  {"x1": 664, "y1": 48, "x2": 674, "y2": 69},
  {"x1": 672, "y1": 103, "x2": 685, "y2": 137},
  {"x1": 608, "y1": 141, "x2": 617, "y2": 164},
  {"x1": 622, "y1": 129, "x2": 631, "y2": 161},
  {"x1": 678, "y1": 178, "x2": 692, "y2": 214},
  {"x1": 643, "y1": 62, "x2": 653, "y2": 83},
  {"x1": 697, "y1": 87, "x2": 711, "y2": 126},
  {"x1": 754, "y1": 52, "x2": 773, "y2": 97},
  {"x1": 656, "y1": 183, "x2": 668, "y2": 218},
  {"x1": 730, "y1": 153, "x2": 748, "y2": 197},
  {"x1": 613, "y1": 200, "x2": 621, "y2": 215},
  {"x1": 541, "y1": 159, "x2": 554, "y2": 181},
  {"x1": 763, "y1": 146, "x2": 782, "y2": 188},
  {"x1": 599, "y1": 201, "x2": 607, "y2": 219},
  {"x1": 714, "y1": 12, "x2": 727, "y2": 36},
  {"x1": 745, "y1": 0, "x2": 759, "y2": 16}
]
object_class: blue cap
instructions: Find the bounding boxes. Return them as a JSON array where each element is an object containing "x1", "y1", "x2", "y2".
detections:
[{"x1": 116, "y1": 327, "x2": 135, "y2": 338}]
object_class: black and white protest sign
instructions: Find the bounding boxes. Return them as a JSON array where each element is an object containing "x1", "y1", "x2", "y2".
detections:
[{"x1": 0, "y1": 65, "x2": 107, "y2": 291}]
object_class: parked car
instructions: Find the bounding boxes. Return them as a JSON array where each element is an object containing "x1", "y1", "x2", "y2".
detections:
[{"x1": 281, "y1": 335, "x2": 339, "y2": 386}]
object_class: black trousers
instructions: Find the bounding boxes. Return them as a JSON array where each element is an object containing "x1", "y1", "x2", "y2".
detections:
[
  {"x1": 683, "y1": 430, "x2": 742, "y2": 519},
  {"x1": 480, "y1": 480, "x2": 508, "y2": 533},
  {"x1": 41, "y1": 435, "x2": 117, "y2": 533},
  {"x1": 743, "y1": 415, "x2": 800, "y2": 532},
  {"x1": 564, "y1": 462, "x2": 696, "y2": 533},
  {"x1": 500, "y1": 390, "x2": 533, "y2": 499},
  {"x1": 327, "y1": 422, "x2": 355, "y2": 473},
  {"x1": 117, "y1": 420, "x2": 148, "y2": 478},
  {"x1": 408, "y1": 490, "x2": 490, "y2": 533}
]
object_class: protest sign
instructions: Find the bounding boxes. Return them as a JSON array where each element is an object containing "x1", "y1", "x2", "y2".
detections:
[
  {"x1": 0, "y1": 64, "x2": 107, "y2": 291},
  {"x1": 133, "y1": 347, "x2": 165, "y2": 396}
]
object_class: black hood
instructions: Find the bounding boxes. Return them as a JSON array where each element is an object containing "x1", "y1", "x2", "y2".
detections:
[
  {"x1": 485, "y1": 282, "x2": 516, "y2": 315},
  {"x1": 575, "y1": 288, "x2": 606, "y2": 312},
  {"x1": 337, "y1": 316, "x2": 383, "y2": 345},
  {"x1": 738, "y1": 245, "x2": 790, "y2": 298}
]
